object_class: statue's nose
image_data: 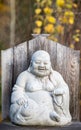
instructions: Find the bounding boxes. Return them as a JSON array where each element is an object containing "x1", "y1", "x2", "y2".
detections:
[{"x1": 40, "y1": 62, "x2": 44, "y2": 67}]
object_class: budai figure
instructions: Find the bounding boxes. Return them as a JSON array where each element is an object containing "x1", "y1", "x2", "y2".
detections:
[{"x1": 10, "y1": 50, "x2": 72, "y2": 126}]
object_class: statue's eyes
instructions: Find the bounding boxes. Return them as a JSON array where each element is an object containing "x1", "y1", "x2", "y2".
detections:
[{"x1": 35, "y1": 61, "x2": 41, "y2": 64}]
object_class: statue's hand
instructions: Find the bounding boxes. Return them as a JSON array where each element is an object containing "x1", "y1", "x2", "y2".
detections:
[{"x1": 16, "y1": 98, "x2": 28, "y2": 105}]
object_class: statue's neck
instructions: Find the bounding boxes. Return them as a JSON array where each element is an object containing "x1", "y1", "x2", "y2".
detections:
[{"x1": 35, "y1": 75, "x2": 49, "y2": 81}]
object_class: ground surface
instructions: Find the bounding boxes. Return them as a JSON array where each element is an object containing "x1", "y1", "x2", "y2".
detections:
[{"x1": 0, "y1": 121, "x2": 81, "y2": 130}]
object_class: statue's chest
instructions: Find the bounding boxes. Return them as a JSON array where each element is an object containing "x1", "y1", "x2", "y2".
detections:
[{"x1": 25, "y1": 77, "x2": 54, "y2": 92}]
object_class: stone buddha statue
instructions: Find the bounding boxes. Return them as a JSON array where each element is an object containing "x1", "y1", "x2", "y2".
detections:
[{"x1": 10, "y1": 50, "x2": 72, "y2": 126}]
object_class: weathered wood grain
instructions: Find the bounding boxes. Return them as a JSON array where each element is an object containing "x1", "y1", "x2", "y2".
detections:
[
  {"x1": 28, "y1": 36, "x2": 48, "y2": 63},
  {"x1": 1, "y1": 48, "x2": 13, "y2": 119},
  {"x1": 56, "y1": 43, "x2": 67, "y2": 80},
  {"x1": 47, "y1": 39, "x2": 57, "y2": 69},
  {"x1": 13, "y1": 41, "x2": 27, "y2": 84},
  {"x1": 66, "y1": 48, "x2": 80, "y2": 121}
]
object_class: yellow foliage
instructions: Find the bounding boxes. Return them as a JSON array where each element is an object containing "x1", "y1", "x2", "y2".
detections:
[
  {"x1": 40, "y1": 0, "x2": 47, "y2": 7},
  {"x1": 35, "y1": 20, "x2": 42, "y2": 27},
  {"x1": 44, "y1": 7, "x2": 53, "y2": 14},
  {"x1": 33, "y1": 28, "x2": 41, "y2": 34},
  {"x1": 49, "y1": 36, "x2": 58, "y2": 42},
  {"x1": 74, "y1": 37, "x2": 80, "y2": 42},
  {"x1": 34, "y1": 15, "x2": 43, "y2": 20},
  {"x1": 35, "y1": 8, "x2": 42, "y2": 15},
  {"x1": 62, "y1": 16, "x2": 74, "y2": 24},
  {"x1": 36, "y1": 0, "x2": 41, "y2": 2},
  {"x1": 69, "y1": 17, "x2": 74, "y2": 24},
  {"x1": 63, "y1": 11, "x2": 74, "y2": 24},
  {"x1": 66, "y1": 4, "x2": 72, "y2": 9},
  {"x1": 33, "y1": 0, "x2": 79, "y2": 48},
  {"x1": 64, "y1": 11, "x2": 74, "y2": 17},
  {"x1": 47, "y1": 0, "x2": 52, "y2": 6},
  {"x1": 75, "y1": 29, "x2": 80, "y2": 33},
  {"x1": 0, "y1": 3, "x2": 9, "y2": 13},
  {"x1": 70, "y1": 44, "x2": 74, "y2": 49},
  {"x1": 40, "y1": 0, "x2": 52, "y2": 7},
  {"x1": 46, "y1": 16, "x2": 56, "y2": 24},
  {"x1": 56, "y1": 0, "x2": 65, "y2": 7},
  {"x1": 73, "y1": 3, "x2": 77, "y2": 8},
  {"x1": 56, "y1": 25, "x2": 64, "y2": 34},
  {"x1": 62, "y1": 17, "x2": 68, "y2": 24},
  {"x1": 44, "y1": 24, "x2": 54, "y2": 33}
]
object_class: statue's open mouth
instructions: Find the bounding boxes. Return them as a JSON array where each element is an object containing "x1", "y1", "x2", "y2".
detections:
[{"x1": 38, "y1": 67, "x2": 45, "y2": 70}]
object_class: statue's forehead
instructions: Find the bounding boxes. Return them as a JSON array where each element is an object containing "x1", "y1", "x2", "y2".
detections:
[
  {"x1": 32, "y1": 51, "x2": 50, "y2": 60},
  {"x1": 34, "y1": 56, "x2": 50, "y2": 62}
]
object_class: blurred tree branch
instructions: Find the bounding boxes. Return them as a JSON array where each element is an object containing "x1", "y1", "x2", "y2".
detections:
[{"x1": 10, "y1": 0, "x2": 15, "y2": 47}]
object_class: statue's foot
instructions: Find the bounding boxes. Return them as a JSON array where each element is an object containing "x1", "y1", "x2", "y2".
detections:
[{"x1": 50, "y1": 111, "x2": 60, "y2": 122}]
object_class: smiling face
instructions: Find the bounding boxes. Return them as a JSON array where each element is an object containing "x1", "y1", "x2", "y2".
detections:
[{"x1": 30, "y1": 50, "x2": 51, "y2": 77}]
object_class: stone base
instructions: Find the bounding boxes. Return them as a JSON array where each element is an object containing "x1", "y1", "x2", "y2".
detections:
[{"x1": 0, "y1": 121, "x2": 81, "y2": 130}]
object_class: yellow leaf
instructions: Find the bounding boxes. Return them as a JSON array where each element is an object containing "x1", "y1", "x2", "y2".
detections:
[
  {"x1": 46, "y1": 16, "x2": 56, "y2": 24},
  {"x1": 66, "y1": 4, "x2": 72, "y2": 9},
  {"x1": 73, "y1": 3, "x2": 78, "y2": 8},
  {"x1": 75, "y1": 29, "x2": 80, "y2": 33},
  {"x1": 35, "y1": 8, "x2": 42, "y2": 15},
  {"x1": 41, "y1": 0, "x2": 47, "y2": 7},
  {"x1": 62, "y1": 17, "x2": 68, "y2": 24},
  {"x1": 44, "y1": 7, "x2": 53, "y2": 14},
  {"x1": 33, "y1": 28, "x2": 41, "y2": 34},
  {"x1": 56, "y1": 25, "x2": 64, "y2": 34},
  {"x1": 69, "y1": 17, "x2": 74, "y2": 24},
  {"x1": 56, "y1": 0, "x2": 65, "y2": 7},
  {"x1": 35, "y1": 20, "x2": 42, "y2": 27},
  {"x1": 70, "y1": 44, "x2": 74, "y2": 49},
  {"x1": 64, "y1": 11, "x2": 74, "y2": 17},
  {"x1": 44, "y1": 24, "x2": 54, "y2": 33},
  {"x1": 47, "y1": 0, "x2": 52, "y2": 6},
  {"x1": 74, "y1": 37, "x2": 80, "y2": 42}
]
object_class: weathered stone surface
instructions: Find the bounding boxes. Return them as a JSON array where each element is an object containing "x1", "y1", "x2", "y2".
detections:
[{"x1": 10, "y1": 50, "x2": 71, "y2": 126}]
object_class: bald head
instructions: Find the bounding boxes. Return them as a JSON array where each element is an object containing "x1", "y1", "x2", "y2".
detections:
[
  {"x1": 30, "y1": 50, "x2": 52, "y2": 77},
  {"x1": 31, "y1": 50, "x2": 50, "y2": 62}
]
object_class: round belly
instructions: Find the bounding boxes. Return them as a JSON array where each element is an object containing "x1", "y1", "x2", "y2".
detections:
[{"x1": 26, "y1": 91, "x2": 54, "y2": 109}]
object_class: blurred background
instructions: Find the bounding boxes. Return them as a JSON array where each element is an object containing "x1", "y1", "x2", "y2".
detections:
[{"x1": 0, "y1": 0, "x2": 81, "y2": 121}]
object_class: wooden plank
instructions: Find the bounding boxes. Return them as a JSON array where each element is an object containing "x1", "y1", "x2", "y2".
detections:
[
  {"x1": 56, "y1": 43, "x2": 67, "y2": 80},
  {"x1": 56, "y1": 44, "x2": 80, "y2": 120},
  {"x1": 45, "y1": 39, "x2": 57, "y2": 70},
  {"x1": 27, "y1": 36, "x2": 47, "y2": 66},
  {"x1": 13, "y1": 41, "x2": 27, "y2": 84},
  {"x1": 1, "y1": 48, "x2": 13, "y2": 119},
  {"x1": 66, "y1": 48, "x2": 80, "y2": 121},
  {"x1": 28, "y1": 36, "x2": 57, "y2": 69}
]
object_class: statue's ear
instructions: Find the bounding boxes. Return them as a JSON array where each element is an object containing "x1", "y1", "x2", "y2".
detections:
[
  {"x1": 28, "y1": 61, "x2": 32, "y2": 72},
  {"x1": 30, "y1": 61, "x2": 32, "y2": 67}
]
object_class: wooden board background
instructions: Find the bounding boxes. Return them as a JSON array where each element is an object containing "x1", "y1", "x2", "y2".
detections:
[{"x1": 1, "y1": 35, "x2": 80, "y2": 121}]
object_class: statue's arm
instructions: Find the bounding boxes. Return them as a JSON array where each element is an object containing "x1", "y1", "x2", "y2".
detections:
[
  {"x1": 53, "y1": 71, "x2": 69, "y2": 95},
  {"x1": 11, "y1": 71, "x2": 28, "y2": 104}
]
